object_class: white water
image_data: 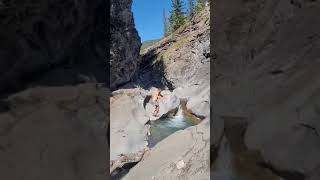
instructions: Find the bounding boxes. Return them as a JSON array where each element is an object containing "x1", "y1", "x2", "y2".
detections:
[
  {"x1": 174, "y1": 105, "x2": 184, "y2": 118},
  {"x1": 148, "y1": 106, "x2": 198, "y2": 148},
  {"x1": 167, "y1": 105, "x2": 186, "y2": 128}
]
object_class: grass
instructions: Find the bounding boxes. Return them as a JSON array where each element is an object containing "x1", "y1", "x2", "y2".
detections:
[{"x1": 140, "y1": 39, "x2": 162, "y2": 54}]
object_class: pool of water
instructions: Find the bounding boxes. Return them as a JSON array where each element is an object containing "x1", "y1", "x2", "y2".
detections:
[{"x1": 147, "y1": 107, "x2": 200, "y2": 148}]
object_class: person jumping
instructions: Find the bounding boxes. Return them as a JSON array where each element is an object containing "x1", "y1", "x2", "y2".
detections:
[{"x1": 151, "y1": 88, "x2": 162, "y2": 116}]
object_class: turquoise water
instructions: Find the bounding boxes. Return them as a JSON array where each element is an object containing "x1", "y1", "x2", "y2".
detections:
[{"x1": 148, "y1": 111, "x2": 198, "y2": 148}]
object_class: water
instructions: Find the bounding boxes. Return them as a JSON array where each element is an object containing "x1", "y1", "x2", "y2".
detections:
[{"x1": 148, "y1": 106, "x2": 199, "y2": 148}]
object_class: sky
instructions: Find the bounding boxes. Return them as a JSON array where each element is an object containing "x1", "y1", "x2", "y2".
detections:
[{"x1": 132, "y1": 0, "x2": 189, "y2": 42}]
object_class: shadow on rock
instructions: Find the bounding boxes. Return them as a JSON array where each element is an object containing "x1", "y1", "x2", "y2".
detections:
[{"x1": 117, "y1": 49, "x2": 174, "y2": 91}]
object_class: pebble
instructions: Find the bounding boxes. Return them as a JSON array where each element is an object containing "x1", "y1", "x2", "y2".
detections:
[{"x1": 176, "y1": 160, "x2": 186, "y2": 169}]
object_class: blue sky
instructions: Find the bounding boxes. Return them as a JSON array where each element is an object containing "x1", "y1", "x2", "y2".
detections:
[{"x1": 132, "y1": 0, "x2": 189, "y2": 42}]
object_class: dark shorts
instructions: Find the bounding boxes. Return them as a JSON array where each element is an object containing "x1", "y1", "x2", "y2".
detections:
[{"x1": 150, "y1": 100, "x2": 159, "y2": 106}]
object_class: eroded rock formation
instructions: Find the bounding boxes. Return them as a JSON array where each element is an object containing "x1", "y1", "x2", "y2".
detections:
[
  {"x1": 0, "y1": 0, "x2": 106, "y2": 95},
  {"x1": 110, "y1": 0, "x2": 141, "y2": 90},
  {"x1": 0, "y1": 1, "x2": 108, "y2": 179},
  {"x1": 0, "y1": 84, "x2": 107, "y2": 180},
  {"x1": 213, "y1": 0, "x2": 320, "y2": 179}
]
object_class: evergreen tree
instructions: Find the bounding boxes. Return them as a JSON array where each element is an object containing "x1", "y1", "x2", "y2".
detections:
[
  {"x1": 169, "y1": 0, "x2": 186, "y2": 32},
  {"x1": 163, "y1": 8, "x2": 169, "y2": 37},
  {"x1": 188, "y1": 0, "x2": 194, "y2": 19},
  {"x1": 195, "y1": 0, "x2": 205, "y2": 13}
]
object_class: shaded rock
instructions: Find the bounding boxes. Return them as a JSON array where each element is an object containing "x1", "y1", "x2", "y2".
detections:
[
  {"x1": 211, "y1": 115, "x2": 225, "y2": 150},
  {"x1": 0, "y1": 83, "x2": 106, "y2": 180},
  {"x1": 245, "y1": 108, "x2": 320, "y2": 177},
  {"x1": 213, "y1": 0, "x2": 320, "y2": 178},
  {"x1": 211, "y1": 136, "x2": 237, "y2": 180},
  {"x1": 110, "y1": 0, "x2": 141, "y2": 90},
  {"x1": 0, "y1": 0, "x2": 106, "y2": 95}
]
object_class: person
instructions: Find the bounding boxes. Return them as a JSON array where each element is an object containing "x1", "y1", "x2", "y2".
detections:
[{"x1": 151, "y1": 88, "x2": 162, "y2": 116}]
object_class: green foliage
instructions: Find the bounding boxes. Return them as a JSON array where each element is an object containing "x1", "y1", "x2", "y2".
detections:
[
  {"x1": 169, "y1": 0, "x2": 186, "y2": 33},
  {"x1": 140, "y1": 39, "x2": 161, "y2": 52},
  {"x1": 195, "y1": 0, "x2": 206, "y2": 13}
]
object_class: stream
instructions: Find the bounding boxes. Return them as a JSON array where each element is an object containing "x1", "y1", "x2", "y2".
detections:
[
  {"x1": 111, "y1": 106, "x2": 201, "y2": 180},
  {"x1": 147, "y1": 106, "x2": 200, "y2": 148}
]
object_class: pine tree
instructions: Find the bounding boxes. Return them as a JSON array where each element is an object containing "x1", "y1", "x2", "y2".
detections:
[
  {"x1": 195, "y1": 0, "x2": 205, "y2": 13},
  {"x1": 169, "y1": 0, "x2": 186, "y2": 32},
  {"x1": 188, "y1": 0, "x2": 194, "y2": 19},
  {"x1": 163, "y1": 8, "x2": 169, "y2": 37}
]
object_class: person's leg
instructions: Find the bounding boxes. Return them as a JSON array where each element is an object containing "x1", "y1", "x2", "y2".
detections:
[{"x1": 153, "y1": 104, "x2": 159, "y2": 116}]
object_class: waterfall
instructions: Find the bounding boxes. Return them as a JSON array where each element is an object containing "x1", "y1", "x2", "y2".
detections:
[
  {"x1": 175, "y1": 105, "x2": 183, "y2": 118},
  {"x1": 168, "y1": 105, "x2": 186, "y2": 128}
]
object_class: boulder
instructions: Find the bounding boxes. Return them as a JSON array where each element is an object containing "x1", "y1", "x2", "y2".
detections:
[
  {"x1": 123, "y1": 118, "x2": 210, "y2": 180},
  {"x1": 110, "y1": 92, "x2": 149, "y2": 160},
  {"x1": 187, "y1": 95, "x2": 210, "y2": 118},
  {"x1": 145, "y1": 89, "x2": 180, "y2": 120},
  {"x1": 0, "y1": 83, "x2": 106, "y2": 180}
]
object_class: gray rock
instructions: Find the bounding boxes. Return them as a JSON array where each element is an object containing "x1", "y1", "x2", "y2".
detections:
[
  {"x1": 0, "y1": 84, "x2": 106, "y2": 180},
  {"x1": 213, "y1": 0, "x2": 320, "y2": 178},
  {"x1": 0, "y1": 0, "x2": 106, "y2": 94},
  {"x1": 186, "y1": 87, "x2": 210, "y2": 118},
  {"x1": 123, "y1": 117, "x2": 210, "y2": 180},
  {"x1": 110, "y1": 91, "x2": 149, "y2": 160},
  {"x1": 245, "y1": 108, "x2": 320, "y2": 176},
  {"x1": 138, "y1": 7, "x2": 210, "y2": 91},
  {"x1": 110, "y1": 0, "x2": 141, "y2": 90},
  {"x1": 145, "y1": 89, "x2": 180, "y2": 120}
]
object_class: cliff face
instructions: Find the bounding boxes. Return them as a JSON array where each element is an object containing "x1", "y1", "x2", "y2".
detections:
[
  {"x1": 0, "y1": 0, "x2": 106, "y2": 95},
  {"x1": 139, "y1": 7, "x2": 210, "y2": 89},
  {"x1": 110, "y1": 0, "x2": 141, "y2": 90},
  {"x1": 213, "y1": 0, "x2": 320, "y2": 179},
  {"x1": 0, "y1": 1, "x2": 107, "y2": 179}
]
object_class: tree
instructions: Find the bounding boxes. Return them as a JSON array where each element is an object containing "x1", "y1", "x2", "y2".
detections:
[
  {"x1": 169, "y1": 0, "x2": 186, "y2": 32},
  {"x1": 163, "y1": 8, "x2": 169, "y2": 37},
  {"x1": 195, "y1": 0, "x2": 205, "y2": 13},
  {"x1": 188, "y1": 0, "x2": 195, "y2": 19}
]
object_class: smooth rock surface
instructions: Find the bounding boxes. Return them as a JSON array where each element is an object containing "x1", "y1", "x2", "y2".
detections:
[
  {"x1": 0, "y1": 83, "x2": 107, "y2": 180},
  {"x1": 213, "y1": 0, "x2": 320, "y2": 178},
  {"x1": 110, "y1": 91, "x2": 149, "y2": 160},
  {"x1": 123, "y1": 118, "x2": 210, "y2": 180},
  {"x1": 186, "y1": 86, "x2": 210, "y2": 118}
]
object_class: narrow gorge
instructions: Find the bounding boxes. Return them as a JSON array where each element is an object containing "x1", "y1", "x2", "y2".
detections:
[
  {"x1": 0, "y1": 0, "x2": 319, "y2": 179},
  {"x1": 110, "y1": 0, "x2": 210, "y2": 179},
  {"x1": 110, "y1": 0, "x2": 320, "y2": 180},
  {"x1": 0, "y1": 0, "x2": 107, "y2": 179}
]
